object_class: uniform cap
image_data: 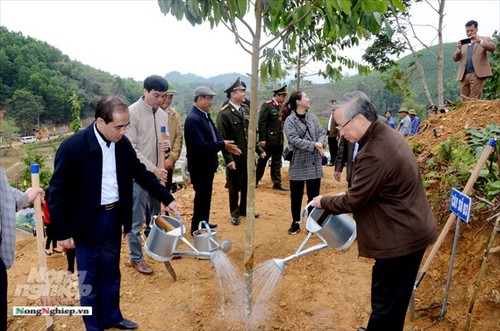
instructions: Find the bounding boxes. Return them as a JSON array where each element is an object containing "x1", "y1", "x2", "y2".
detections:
[
  {"x1": 167, "y1": 83, "x2": 177, "y2": 95},
  {"x1": 408, "y1": 109, "x2": 417, "y2": 115},
  {"x1": 194, "y1": 86, "x2": 217, "y2": 97},
  {"x1": 224, "y1": 77, "x2": 246, "y2": 94},
  {"x1": 273, "y1": 85, "x2": 287, "y2": 95},
  {"x1": 398, "y1": 107, "x2": 409, "y2": 113}
]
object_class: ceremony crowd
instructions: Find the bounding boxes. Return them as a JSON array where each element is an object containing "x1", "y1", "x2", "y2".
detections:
[{"x1": 0, "y1": 18, "x2": 495, "y2": 331}]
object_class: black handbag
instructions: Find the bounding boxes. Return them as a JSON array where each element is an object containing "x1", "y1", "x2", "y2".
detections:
[{"x1": 283, "y1": 147, "x2": 293, "y2": 161}]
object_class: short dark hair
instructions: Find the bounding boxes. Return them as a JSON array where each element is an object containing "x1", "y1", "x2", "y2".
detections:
[
  {"x1": 194, "y1": 95, "x2": 213, "y2": 103},
  {"x1": 143, "y1": 75, "x2": 168, "y2": 92},
  {"x1": 95, "y1": 96, "x2": 129, "y2": 124},
  {"x1": 465, "y1": 20, "x2": 478, "y2": 28},
  {"x1": 333, "y1": 91, "x2": 378, "y2": 122}
]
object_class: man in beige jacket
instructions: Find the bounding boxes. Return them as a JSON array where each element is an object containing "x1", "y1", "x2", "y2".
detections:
[
  {"x1": 125, "y1": 75, "x2": 170, "y2": 275},
  {"x1": 161, "y1": 83, "x2": 183, "y2": 192},
  {"x1": 452, "y1": 20, "x2": 496, "y2": 102}
]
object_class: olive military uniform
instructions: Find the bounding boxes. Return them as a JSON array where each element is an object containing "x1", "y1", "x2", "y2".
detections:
[
  {"x1": 217, "y1": 101, "x2": 250, "y2": 219},
  {"x1": 256, "y1": 86, "x2": 287, "y2": 188},
  {"x1": 216, "y1": 78, "x2": 264, "y2": 222}
]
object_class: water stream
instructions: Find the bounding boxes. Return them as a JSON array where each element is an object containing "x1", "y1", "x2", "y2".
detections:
[{"x1": 211, "y1": 251, "x2": 284, "y2": 328}]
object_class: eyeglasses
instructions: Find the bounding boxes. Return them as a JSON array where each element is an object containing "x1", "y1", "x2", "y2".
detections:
[{"x1": 336, "y1": 115, "x2": 357, "y2": 130}]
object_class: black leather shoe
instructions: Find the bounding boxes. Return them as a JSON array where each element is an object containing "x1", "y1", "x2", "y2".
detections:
[
  {"x1": 105, "y1": 319, "x2": 138, "y2": 330},
  {"x1": 273, "y1": 184, "x2": 289, "y2": 191},
  {"x1": 231, "y1": 217, "x2": 240, "y2": 225},
  {"x1": 241, "y1": 212, "x2": 260, "y2": 218},
  {"x1": 208, "y1": 223, "x2": 217, "y2": 228}
]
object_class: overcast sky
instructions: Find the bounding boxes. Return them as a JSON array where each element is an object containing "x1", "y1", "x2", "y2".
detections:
[{"x1": 0, "y1": 0, "x2": 498, "y2": 82}]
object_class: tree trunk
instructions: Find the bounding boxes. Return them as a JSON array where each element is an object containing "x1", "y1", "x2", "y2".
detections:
[
  {"x1": 396, "y1": 14, "x2": 434, "y2": 106},
  {"x1": 244, "y1": 0, "x2": 263, "y2": 318},
  {"x1": 296, "y1": 37, "x2": 302, "y2": 90},
  {"x1": 437, "y1": 0, "x2": 445, "y2": 108}
]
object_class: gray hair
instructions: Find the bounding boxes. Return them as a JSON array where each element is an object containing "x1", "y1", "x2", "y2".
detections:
[{"x1": 333, "y1": 91, "x2": 378, "y2": 122}]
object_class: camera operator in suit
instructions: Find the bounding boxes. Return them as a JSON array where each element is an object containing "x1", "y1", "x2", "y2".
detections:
[{"x1": 452, "y1": 20, "x2": 496, "y2": 102}]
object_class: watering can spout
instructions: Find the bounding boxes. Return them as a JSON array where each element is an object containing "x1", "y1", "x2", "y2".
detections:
[
  {"x1": 218, "y1": 239, "x2": 232, "y2": 253},
  {"x1": 272, "y1": 258, "x2": 285, "y2": 272}
]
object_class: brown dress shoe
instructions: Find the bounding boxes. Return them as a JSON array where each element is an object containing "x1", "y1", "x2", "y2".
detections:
[{"x1": 130, "y1": 260, "x2": 153, "y2": 274}]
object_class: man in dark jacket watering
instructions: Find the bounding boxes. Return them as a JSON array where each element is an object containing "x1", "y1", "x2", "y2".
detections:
[
  {"x1": 312, "y1": 91, "x2": 437, "y2": 331},
  {"x1": 49, "y1": 96, "x2": 179, "y2": 330}
]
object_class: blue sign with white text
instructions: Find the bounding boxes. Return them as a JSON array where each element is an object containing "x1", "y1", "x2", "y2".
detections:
[{"x1": 450, "y1": 188, "x2": 471, "y2": 223}]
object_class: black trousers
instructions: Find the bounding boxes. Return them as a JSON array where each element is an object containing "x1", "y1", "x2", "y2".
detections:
[
  {"x1": 66, "y1": 248, "x2": 76, "y2": 274},
  {"x1": 76, "y1": 209, "x2": 123, "y2": 331},
  {"x1": 289, "y1": 178, "x2": 321, "y2": 224},
  {"x1": 256, "y1": 144, "x2": 283, "y2": 185},
  {"x1": 166, "y1": 168, "x2": 174, "y2": 192},
  {"x1": 328, "y1": 136, "x2": 338, "y2": 163},
  {"x1": 44, "y1": 223, "x2": 57, "y2": 250},
  {"x1": 190, "y1": 169, "x2": 215, "y2": 233},
  {"x1": 367, "y1": 248, "x2": 425, "y2": 331},
  {"x1": 227, "y1": 161, "x2": 248, "y2": 218}
]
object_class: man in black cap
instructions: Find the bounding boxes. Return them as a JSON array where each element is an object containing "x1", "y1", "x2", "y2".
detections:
[
  {"x1": 184, "y1": 86, "x2": 241, "y2": 235},
  {"x1": 217, "y1": 78, "x2": 265, "y2": 225},
  {"x1": 256, "y1": 85, "x2": 288, "y2": 191}
]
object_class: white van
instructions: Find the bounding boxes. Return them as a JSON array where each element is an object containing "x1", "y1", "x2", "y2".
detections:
[{"x1": 20, "y1": 136, "x2": 37, "y2": 144}]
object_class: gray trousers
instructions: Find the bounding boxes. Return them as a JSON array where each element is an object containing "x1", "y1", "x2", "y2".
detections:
[{"x1": 127, "y1": 182, "x2": 160, "y2": 261}]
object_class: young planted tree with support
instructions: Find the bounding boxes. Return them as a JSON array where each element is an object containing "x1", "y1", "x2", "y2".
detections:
[{"x1": 157, "y1": 0, "x2": 406, "y2": 315}]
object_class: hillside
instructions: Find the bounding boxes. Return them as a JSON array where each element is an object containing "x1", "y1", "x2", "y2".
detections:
[{"x1": 3, "y1": 100, "x2": 499, "y2": 331}]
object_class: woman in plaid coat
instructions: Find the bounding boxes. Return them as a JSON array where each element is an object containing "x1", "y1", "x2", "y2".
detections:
[{"x1": 283, "y1": 91, "x2": 326, "y2": 234}]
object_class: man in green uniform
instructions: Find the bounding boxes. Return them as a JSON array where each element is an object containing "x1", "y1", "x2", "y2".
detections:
[
  {"x1": 256, "y1": 85, "x2": 288, "y2": 191},
  {"x1": 217, "y1": 78, "x2": 265, "y2": 225}
]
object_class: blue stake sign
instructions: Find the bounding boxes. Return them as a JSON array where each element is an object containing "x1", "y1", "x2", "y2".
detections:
[{"x1": 450, "y1": 188, "x2": 471, "y2": 223}]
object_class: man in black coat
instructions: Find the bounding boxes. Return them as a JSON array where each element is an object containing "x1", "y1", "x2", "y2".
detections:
[
  {"x1": 184, "y1": 86, "x2": 241, "y2": 235},
  {"x1": 49, "y1": 96, "x2": 179, "y2": 331}
]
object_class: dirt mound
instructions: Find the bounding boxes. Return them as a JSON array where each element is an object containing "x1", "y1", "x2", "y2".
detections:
[
  {"x1": 6, "y1": 100, "x2": 500, "y2": 330},
  {"x1": 414, "y1": 99, "x2": 500, "y2": 148}
]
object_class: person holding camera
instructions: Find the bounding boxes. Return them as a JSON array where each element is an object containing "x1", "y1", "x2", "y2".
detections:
[{"x1": 452, "y1": 20, "x2": 496, "y2": 102}]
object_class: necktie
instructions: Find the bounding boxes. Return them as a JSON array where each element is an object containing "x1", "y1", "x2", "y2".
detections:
[
  {"x1": 206, "y1": 115, "x2": 217, "y2": 142},
  {"x1": 353, "y1": 143, "x2": 359, "y2": 160},
  {"x1": 238, "y1": 107, "x2": 243, "y2": 118}
]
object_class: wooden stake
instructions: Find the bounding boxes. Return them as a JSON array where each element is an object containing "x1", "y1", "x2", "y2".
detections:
[
  {"x1": 30, "y1": 164, "x2": 54, "y2": 330},
  {"x1": 410, "y1": 138, "x2": 497, "y2": 325},
  {"x1": 158, "y1": 126, "x2": 168, "y2": 215},
  {"x1": 465, "y1": 216, "x2": 499, "y2": 330}
]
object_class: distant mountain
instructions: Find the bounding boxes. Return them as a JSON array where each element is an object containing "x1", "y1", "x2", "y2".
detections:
[
  {"x1": 164, "y1": 43, "x2": 462, "y2": 123},
  {"x1": 302, "y1": 43, "x2": 462, "y2": 121},
  {"x1": 164, "y1": 71, "x2": 207, "y2": 84},
  {"x1": 165, "y1": 71, "x2": 250, "y2": 88}
]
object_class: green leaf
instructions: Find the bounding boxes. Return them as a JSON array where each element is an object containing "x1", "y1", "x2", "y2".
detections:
[
  {"x1": 384, "y1": 19, "x2": 394, "y2": 38},
  {"x1": 158, "y1": 0, "x2": 173, "y2": 14},
  {"x1": 390, "y1": 0, "x2": 407, "y2": 12}
]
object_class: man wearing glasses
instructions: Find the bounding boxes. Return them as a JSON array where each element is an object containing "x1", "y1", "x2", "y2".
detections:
[{"x1": 312, "y1": 91, "x2": 437, "y2": 331}]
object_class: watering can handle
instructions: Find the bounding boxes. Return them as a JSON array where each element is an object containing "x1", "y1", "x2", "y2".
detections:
[
  {"x1": 199, "y1": 220, "x2": 212, "y2": 234},
  {"x1": 301, "y1": 201, "x2": 315, "y2": 225}
]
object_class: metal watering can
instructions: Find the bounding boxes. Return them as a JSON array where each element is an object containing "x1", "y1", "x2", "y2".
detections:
[
  {"x1": 193, "y1": 221, "x2": 227, "y2": 259},
  {"x1": 144, "y1": 215, "x2": 232, "y2": 261},
  {"x1": 273, "y1": 201, "x2": 357, "y2": 271}
]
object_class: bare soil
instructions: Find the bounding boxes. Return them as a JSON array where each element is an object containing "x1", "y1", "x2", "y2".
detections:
[{"x1": 5, "y1": 100, "x2": 500, "y2": 330}]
